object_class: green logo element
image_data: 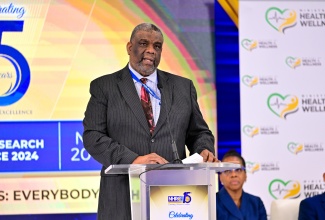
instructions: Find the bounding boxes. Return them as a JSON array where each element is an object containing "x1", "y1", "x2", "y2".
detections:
[
  {"x1": 242, "y1": 75, "x2": 258, "y2": 87},
  {"x1": 287, "y1": 142, "x2": 303, "y2": 154},
  {"x1": 242, "y1": 125, "x2": 258, "y2": 137},
  {"x1": 267, "y1": 93, "x2": 299, "y2": 119},
  {"x1": 241, "y1": 39, "x2": 257, "y2": 51},
  {"x1": 286, "y1": 56, "x2": 301, "y2": 69},
  {"x1": 269, "y1": 179, "x2": 301, "y2": 199},
  {"x1": 246, "y1": 161, "x2": 260, "y2": 173},
  {"x1": 265, "y1": 7, "x2": 297, "y2": 33}
]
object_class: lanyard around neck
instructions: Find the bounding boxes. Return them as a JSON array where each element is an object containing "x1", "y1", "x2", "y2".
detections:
[{"x1": 129, "y1": 69, "x2": 161, "y2": 103}]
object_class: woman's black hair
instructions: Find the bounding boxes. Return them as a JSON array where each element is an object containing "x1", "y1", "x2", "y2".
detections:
[{"x1": 222, "y1": 149, "x2": 246, "y2": 167}]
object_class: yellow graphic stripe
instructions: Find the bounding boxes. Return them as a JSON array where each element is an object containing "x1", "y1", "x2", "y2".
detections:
[
  {"x1": 280, "y1": 96, "x2": 298, "y2": 118},
  {"x1": 217, "y1": 0, "x2": 238, "y2": 27},
  {"x1": 283, "y1": 182, "x2": 300, "y2": 199}
]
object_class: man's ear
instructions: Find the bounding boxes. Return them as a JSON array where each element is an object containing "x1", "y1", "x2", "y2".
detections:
[
  {"x1": 126, "y1": 42, "x2": 132, "y2": 55},
  {"x1": 323, "y1": 172, "x2": 325, "y2": 182}
]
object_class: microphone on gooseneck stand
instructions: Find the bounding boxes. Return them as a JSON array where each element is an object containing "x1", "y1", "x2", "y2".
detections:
[{"x1": 157, "y1": 83, "x2": 183, "y2": 164}]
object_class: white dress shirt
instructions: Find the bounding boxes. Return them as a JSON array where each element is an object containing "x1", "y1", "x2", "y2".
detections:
[{"x1": 129, "y1": 64, "x2": 161, "y2": 126}]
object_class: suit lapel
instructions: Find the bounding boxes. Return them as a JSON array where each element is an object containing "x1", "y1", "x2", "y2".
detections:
[
  {"x1": 321, "y1": 192, "x2": 325, "y2": 211},
  {"x1": 153, "y1": 70, "x2": 172, "y2": 136},
  {"x1": 117, "y1": 67, "x2": 150, "y2": 135},
  {"x1": 219, "y1": 187, "x2": 243, "y2": 220}
]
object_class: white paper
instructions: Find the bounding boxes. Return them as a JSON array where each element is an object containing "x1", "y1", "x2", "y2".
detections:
[{"x1": 182, "y1": 153, "x2": 203, "y2": 164}]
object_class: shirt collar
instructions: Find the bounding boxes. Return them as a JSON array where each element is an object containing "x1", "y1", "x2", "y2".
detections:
[{"x1": 128, "y1": 63, "x2": 157, "y2": 84}]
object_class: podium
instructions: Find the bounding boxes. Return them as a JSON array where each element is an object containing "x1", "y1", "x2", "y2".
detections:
[{"x1": 105, "y1": 162, "x2": 240, "y2": 220}]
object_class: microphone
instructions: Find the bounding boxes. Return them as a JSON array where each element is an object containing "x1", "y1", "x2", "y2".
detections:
[{"x1": 158, "y1": 83, "x2": 183, "y2": 164}]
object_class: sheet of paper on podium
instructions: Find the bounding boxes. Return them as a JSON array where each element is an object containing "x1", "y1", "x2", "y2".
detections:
[{"x1": 182, "y1": 153, "x2": 204, "y2": 164}]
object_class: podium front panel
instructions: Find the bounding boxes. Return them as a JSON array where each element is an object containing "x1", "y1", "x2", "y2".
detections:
[
  {"x1": 105, "y1": 163, "x2": 240, "y2": 220},
  {"x1": 129, "y1": 168, "x2": 216, "y2": 220}
]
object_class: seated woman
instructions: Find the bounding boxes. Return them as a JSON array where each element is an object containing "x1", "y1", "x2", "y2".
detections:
[{"x1": 216, "y1": 150, "x2": 267, "y2": 220}]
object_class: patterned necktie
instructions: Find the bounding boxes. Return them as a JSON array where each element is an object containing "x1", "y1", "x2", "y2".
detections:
[{"x1": 140, "y1": 78, "x2": 155, "y2": 135}]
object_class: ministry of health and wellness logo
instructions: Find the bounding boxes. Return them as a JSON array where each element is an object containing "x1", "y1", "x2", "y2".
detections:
[
  {"x1": 0, "y1": 21, "x2": 30, "y2": 106},
  {"x1": 241, "y1": 38, "x2": 277, "y2": 51},
  {"x1": 286, "y1": 56, "x2": 322, "y2": 69},
  {"x1": 242, "y1": 75, "x2": 278, "y2": 87},
  {"x1": 265, "y1": 7, "x2": 297, "y2": 33},
  {"x1": 247, "y1": 161, "x2": 280, "y2": 173},
  {"x1": 269, "y1": 179, "x2": 301, "y2": 199},
  {"x1": 241, "y1": 39, "x2": 258, "y2": 51},
  {"x1": 287, "y1": 141, "x2": 324, "y2": 153},
  {"x1": 286, "y1": 56, "x2": 302, "y2": 69},
  {"x1": 242, "y1": 75, "x2": 259, "y2": 87},
  {"x1": 246, "y1": 162, "x2": 260, "y2": 174},
  {"x1": 287, "y1": 142, "x2": 304, "y2": 155},
  {"x1": 242, "y1": 125, "x2": 259, "y2": 137},
  {"x1": 267, "y1": 93, "x2": 299, "y2": 119}
]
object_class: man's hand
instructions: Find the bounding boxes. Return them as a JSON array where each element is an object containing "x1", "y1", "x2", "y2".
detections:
[
  {"x1": 132, "y1": 153, "x2": 168, "y2": 164},
  {"x1": 200, "y1": 149, "x2": 219, "y2": 162}
]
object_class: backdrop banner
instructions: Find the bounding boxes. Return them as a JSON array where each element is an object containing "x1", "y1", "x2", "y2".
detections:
[{"x1": 239, "y1": 0, "x2": 325, "y2": 215}]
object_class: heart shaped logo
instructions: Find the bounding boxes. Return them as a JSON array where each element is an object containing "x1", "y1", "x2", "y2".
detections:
[
  {"x1": 287, "y1": 142, "x2": 304, "y2": 154},
  {"x1": 267, "y1": 93, "x2": 299, "y2": 119},
  {"x1": 265, "y1": 7, "x2": 297, "y2": 33},
  {"x1": 286, "y1": 56, "x2": 301, "y2": 69},
  {"x1": 243, "y1": 125, "x2": 259, "y2": 137},
  {"x1": 269, "y1": 179, "x2": 301, "y2": 199},
  {"x1": 241, "y1": 39, "x2": 258, "y2": 51},
  {"x1": 242, "y1": 75, "x2": 259, "y2": 87},
  {"x1": 246, "y1": 162, "x2": 260, "y2": 174}
]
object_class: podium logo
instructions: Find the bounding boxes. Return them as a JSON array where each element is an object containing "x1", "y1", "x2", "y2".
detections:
[
  {"x1": 241, "y1": 39, "x2": 258, "y2": 51},
  {"x1": 168, "y1": 192, "x2": 191, "y2": 204},
  {"x1": 243, "y1": 125, "x2": 259, "y2": 137},
  {"x1": 267, "y1": 93, "x2": 299, "y2": 119},
  {"x1": 265, "y1": 7, "x2": 297, "y2": 33},
  {"x1": 287, "y1": 142, "x2": 304, "y2": 155},
  {"x1": 246, "y1": 162, "x2": 260, "y2": 174},
  {"x1": 269, "y1": 179, "x2": 301, "y2": 199},
  {"x1": 242, "y1": 75, "x2": 259, "y2": 87},
  {"x1": 286, "y1": 56, "x2": 302, "y2": 69}
]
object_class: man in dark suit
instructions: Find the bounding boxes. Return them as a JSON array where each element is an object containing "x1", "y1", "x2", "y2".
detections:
[
  {"x1": 83, "y1": 23, "x2": 216, "y2": 220},
  {"x1": 298, "y1": 172, "x2": 325, "y2": 220}
]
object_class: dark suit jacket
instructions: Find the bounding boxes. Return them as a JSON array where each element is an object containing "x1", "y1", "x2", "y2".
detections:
[
  {"x1": 216, "y1": 187, "x2": 267, "y2": 220},
  {"x1": 83, "y1": 65, "x2": 215, "y2": 220},
  {"x1": 298, "y1": 192, "x2": 325, "y2": 220}
]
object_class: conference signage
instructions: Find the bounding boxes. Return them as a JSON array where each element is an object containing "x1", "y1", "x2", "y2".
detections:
[
  {"x1": 239, "y1": 0, "x2": 325, "y2": 214},
  {"x1": 150, "y1": 185, "x2": 209, "y2": 220}
]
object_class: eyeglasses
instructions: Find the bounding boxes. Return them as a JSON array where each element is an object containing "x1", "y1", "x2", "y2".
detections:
[{"x1": 220, "y1": 167, "x2": 246, "y2": 176}]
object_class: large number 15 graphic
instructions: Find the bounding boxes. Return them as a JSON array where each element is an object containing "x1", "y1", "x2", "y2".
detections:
[{"x1": 0, "y1": 21, "x2": 30, "y2": 106}]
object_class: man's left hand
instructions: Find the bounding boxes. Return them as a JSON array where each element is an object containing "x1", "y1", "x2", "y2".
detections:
[{"x1": 200, "y1": 149, "x2": 219, "y2": 162}]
